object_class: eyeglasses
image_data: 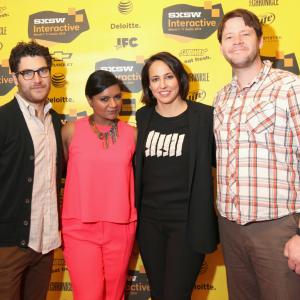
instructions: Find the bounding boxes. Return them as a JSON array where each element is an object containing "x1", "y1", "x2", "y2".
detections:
[{"x1": 15, "y1": 67, "x2": 50, "y2": 80}]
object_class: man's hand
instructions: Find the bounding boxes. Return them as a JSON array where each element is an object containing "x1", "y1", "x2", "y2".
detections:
[{"x1": 284, "y1": 234, "x2": 300, "y2": 275}]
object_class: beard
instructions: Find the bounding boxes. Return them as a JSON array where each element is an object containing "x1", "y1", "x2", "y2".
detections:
[{"x1": 224, "y1": 48, "x2": 261, "y2": 69}]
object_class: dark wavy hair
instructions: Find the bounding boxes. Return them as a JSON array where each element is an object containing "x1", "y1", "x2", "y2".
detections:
[
  {"x1": 217, "y1": 8, "x2": 262, "y2": 43},
  {"x1": 141, "y1": 52, "x2": 189, "y2": 106},
  {"x1": 9, "y1": 40, "x2": 52, "y2": 73},
  {"x1": 85, "y1": 70, "x2": 122, "y2": 98}
]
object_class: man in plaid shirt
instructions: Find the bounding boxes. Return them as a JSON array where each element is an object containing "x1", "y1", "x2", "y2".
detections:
[{"x1": 214, "y1": 8, "x2": 300, "y2": 299}]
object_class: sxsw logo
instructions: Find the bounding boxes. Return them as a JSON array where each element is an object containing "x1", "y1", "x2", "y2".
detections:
[
  {"x1": 96, "y1": 58, "x2": 144, "y2": 93},
  {"x1": 261, "y1": 53, "x2": 300, "y2": 75},
  {"x1": 162, "y1": 2, "x2": 224, "y2": 40},
  {"x1": 0, "y1": 61, "x2": 15, "y2": 96},
  {"x1": 115, "y1": 37, "x2": 138, "y2": 49},
  {"x1": 28, "y1": 8, "x2": 89, "y2": 43}
]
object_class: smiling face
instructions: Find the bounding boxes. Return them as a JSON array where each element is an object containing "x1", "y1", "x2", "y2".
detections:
[
  {"x1": 148, "y1": 60, "x2": 181, "y2": 107},
  {"x1": 87, "y1": 84, "x2": 122, "y2": 125},
  {"x1": 220, "y1": 17, "x2": 263, "y2": 69},
  {"x1": 12, "y1": 55, "x2": 51, "y2": 105}
]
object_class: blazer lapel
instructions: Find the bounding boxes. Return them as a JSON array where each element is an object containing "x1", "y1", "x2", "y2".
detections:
[
  {"x1": 11, "y1": 98, "x2": 34, "y2": 153},
  {"x1": 187, "y1": 102, "x2": 199, "y2": 198},
  {"x1": 135, "y1": 106, "x2": 154, "y2": 208}
]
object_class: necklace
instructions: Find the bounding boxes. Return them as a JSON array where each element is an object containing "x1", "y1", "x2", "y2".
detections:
[{"x1": 88, "y1": 115, "x2": 118, "y2": 149}]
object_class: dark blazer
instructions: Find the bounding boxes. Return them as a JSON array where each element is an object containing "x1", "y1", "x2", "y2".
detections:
[
  {"x1": 0, "y1": 98, "x2": 63, "y2": 248},
  {"x1": 135, "y1": 101, "x2": 219, "y2": 253}
]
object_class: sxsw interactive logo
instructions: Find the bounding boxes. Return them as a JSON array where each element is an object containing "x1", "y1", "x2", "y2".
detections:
[
  {"x1": 28, "y1": 8, "x2": 89, "y2": 43},
  {"x1": 118, "y1": 0, "x2": 133, "y2": 14},
  {"x1": 126, "y1": 269, "x2": 150, "y2": 298},
  {"x1": 115, "y1": 37, "x2": 138, "y2": 49},
  {"x1": 259, "y1": 12, "x2": 275, "y2": 24},
  {"x1": 162, "y1": 2, "x2": 224, "y2": 39},
  {"x1": 0, "y1": 60, "x2": 14, "y2": 96},
  {"x1": 261, "y1": 52, "x2": 300, "y2": 75},
  {"x1": 95, "y1": 58, "x2": 144, "y2": 93}
]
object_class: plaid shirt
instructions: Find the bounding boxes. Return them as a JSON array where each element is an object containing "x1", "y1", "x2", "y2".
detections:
[{"x1": 214, "y1": 61, "x2": 300, "y2": 224}]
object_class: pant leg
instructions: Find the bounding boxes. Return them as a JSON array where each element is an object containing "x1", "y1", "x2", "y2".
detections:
[
  {"x1": 245, "y1": 214, "x2": 300, "y2": 300},
  {"x1": 137, "y1": 218, "x2": 166, "y2": 300},
  {"x1": 163, "y1": 221, "x2": 204, "y2": 300},
  {"x1": 21, "y1": 249, "x2": 54, "y2": 300},
  {"x1": 102, "y1": 221, "x2": 136, "y2": 300},
  {"x1": 0, "y1": 246, "x2": 29, "y2": 300},
  {"x1": 218, "y1": 216, "x2": 260, "y2": 300},
  {"x1": 62, "y1": 219, "x2": 105, "y2": 300}
]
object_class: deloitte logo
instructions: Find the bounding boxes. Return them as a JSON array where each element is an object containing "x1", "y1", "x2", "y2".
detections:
[{"x1": 118, "y1": 0, "x2": 133, "y2": 15}]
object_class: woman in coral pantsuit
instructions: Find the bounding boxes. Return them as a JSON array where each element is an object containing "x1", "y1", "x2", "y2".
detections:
[{"x1": 61, "y1": 70, "x2": 137, "y2": 300}]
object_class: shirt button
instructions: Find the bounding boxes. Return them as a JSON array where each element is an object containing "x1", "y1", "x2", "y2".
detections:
[
  {"x1": 27, "y1": 177, "x2": 33, "y2": 183},
  {"x1": 20, "y1": 240, "x2": 26, "y2": 246},
  {"x1": 23, "y1": 220, "x2": 29, "y2": 226},
  {"x1": 25, "y1": 198, "x2": 30, "y2": 204},
  {"x1": 29, "y1": 155, "x2": 34, "y2": 160}
]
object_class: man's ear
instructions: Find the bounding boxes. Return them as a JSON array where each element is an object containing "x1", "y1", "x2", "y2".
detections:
[{"x1": 259, "y1": 36, "x2": 263, "y2": 49}]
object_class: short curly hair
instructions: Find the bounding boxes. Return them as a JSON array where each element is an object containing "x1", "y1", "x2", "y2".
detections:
[{"x1": 9, "y1": 40, "x2": 52, "y2": 73}]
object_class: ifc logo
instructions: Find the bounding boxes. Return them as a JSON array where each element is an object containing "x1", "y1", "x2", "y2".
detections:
[{"x1": 118, "y1": 0, "x2": 133, "y2": 14}]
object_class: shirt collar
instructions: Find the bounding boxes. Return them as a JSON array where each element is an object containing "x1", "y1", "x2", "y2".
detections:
[
  {"x1": 16, "y1": 93, "x2": 52, "y2": 118},
  {"x1": 230, "y1": 60, "x2": 273, "y2": 90}
]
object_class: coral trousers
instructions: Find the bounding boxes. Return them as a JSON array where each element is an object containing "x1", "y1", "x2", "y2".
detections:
[{"x1": 62, "y1": 219, "x2": 136, "y2": 300}]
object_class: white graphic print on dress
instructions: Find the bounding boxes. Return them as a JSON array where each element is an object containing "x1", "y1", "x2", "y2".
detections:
[{"x1": 145, "y1": 130, "x2": 185, "y2": 157}]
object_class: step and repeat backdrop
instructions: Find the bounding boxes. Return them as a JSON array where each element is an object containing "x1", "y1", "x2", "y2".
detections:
[{"x1": 1, "y1": 0, "x2": 299, "y2": 299}]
